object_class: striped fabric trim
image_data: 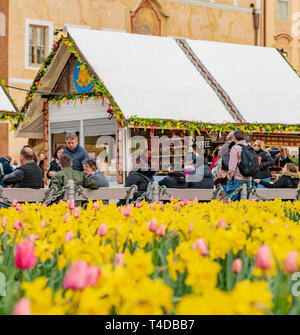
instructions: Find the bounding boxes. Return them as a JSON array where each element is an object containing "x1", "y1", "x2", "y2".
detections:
[{"x1": 174, "y1": 38, "x2": 246, "y2": 123}]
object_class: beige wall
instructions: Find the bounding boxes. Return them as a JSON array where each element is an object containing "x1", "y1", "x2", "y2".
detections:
[{"x1": 7, "y1": 0, "x2": 300, "y2": 160}]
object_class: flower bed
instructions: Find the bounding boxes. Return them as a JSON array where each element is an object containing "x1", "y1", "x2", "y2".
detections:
[{"x1": 0, "y1": 199, "x2": 299, "y2": 315}]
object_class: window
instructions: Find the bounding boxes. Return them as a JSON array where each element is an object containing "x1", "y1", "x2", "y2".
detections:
[
  {"x1": 25, "y1": 19, "x2": 53, "y2": 70},
  {"x1": 277, "y1": 0, "x2": 289, "y2": 21},
  {"x1": 29, "y1": 25, "x2": 48, "y2": 65}
]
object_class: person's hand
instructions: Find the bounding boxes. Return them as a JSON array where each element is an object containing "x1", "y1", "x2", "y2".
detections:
[
  {"x1": 8, "y1": 184, "x2": 13, "y2": 188},
  {"x1": 254, "y1": 179, "x2": 261, "y2": 184},
  {"x1": 49, "y1": 171, "x2": 54, "y2": 177}
]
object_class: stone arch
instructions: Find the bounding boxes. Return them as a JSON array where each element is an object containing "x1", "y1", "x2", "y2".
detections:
[
  {"x1": 0, "y1": 12, "x2": 5, "y2": 37},
  {"x1": 130, "y1": 0, "x2": 169, "y2": 36}
]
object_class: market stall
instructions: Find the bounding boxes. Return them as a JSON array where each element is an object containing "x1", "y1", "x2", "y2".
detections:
[{"x1": 15, "y1": 28, "x2": 300, "y2": 183}]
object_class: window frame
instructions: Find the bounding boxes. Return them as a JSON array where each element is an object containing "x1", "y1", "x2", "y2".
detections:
[
  {"x1": 276, "y1": 0, "x2": 290, "y2": 22},
  {"x1": 25, "y1": 19, "x2": 53, "y2": 70}
]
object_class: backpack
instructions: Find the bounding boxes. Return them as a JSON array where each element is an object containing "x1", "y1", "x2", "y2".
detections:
[{"x1": 237, "y1": 144, "x2": 260, "y2": 177}]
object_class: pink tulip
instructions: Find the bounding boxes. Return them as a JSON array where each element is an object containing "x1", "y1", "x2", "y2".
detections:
[
  {"x1": 255, "y1": 244, "x2": 272, "y2": 270},
  {"x1": 231, "y1": 258, "x2": 242, "y2": 274},
  {"x1": 170, "y1": 196, "x2": 175, "y2": 202},
  {"x1": 12, "y1": 199, "x2": 18, "y2": 207},
  {"x1": 15, "y1": 203, "x2": 21, "y2": 211},
  {"x1": 180, "y1": 201, "x2": 185, "y2": 207},
  {"x1": 85, "y1": 265, "x2": 101, "y2": 287},
  {"x1": 192, "y1": 238, "x2": 208, "y2": 256},
  {"x1": 58, "y1": 199, "x2": 64, "y2": 204},
  {"x1": 135, "y1": 202, "x2": 143, "y2": 208},
  {"x1": 174, "y1": 205, "x2": 180, "y2": 212},
  {"x1": 217, "y1": 218, "x2": 227, "y2": 229},
  {"x1": 67, "y1": 200, "x2": 75, "y2": 210},
  {"x1": 93, "y1": 203, "x2": 100, "y2": 211},
  {"x1": 73, "y1": 207, "x2": 81, "y2": 218},
  {"x1": 64, "y1": 230, "x2": 74, "y2": 242},
  {"x1": 188, "y1": 223, "x2": 193, "y2": 234},
  {"x1": 42, "y1": 203, "x2": 47, "y2": 207},
  {"x1": 113, "y1": 253, "x2": 125, "y2": 267},
  {"x1": 97, "y1": 223, "x2": 108, "y2": 237},
  {"x1": 123, "y1": 205, "x2": 132, "y2": 217},
  {"x1": 41, "y1": 221, "x2": 47, "y2": 229},
  {"x1": 183, "y1": 198, "x2": 189, "y2": 205},
  {"x1": 284, "y1": 251, "x2": 298, "y2": 273},
  {"x1": 63, "y1": 260, "x2": 100, "y2": 290},
  {"x1": 147, "y1": 218, "x2": 158, "y2": 233},
  {"x1": 2, "y1": 217, "x2": 7, "y2": 228},
  {"x1": 194, "y1": 197, "x2": 198, "y2": 202},
  {"x1": 149, "y1": 204, "x2": 155, "y2": 210},
  {"x1": 13, "y1": 220, "x2": 23, "y2": 231},
  {"x1": 14, "y1": 239, "x2": 38, "y2": 270},
  {"x1": 63, "y1": 212, "x2": 71, "y2": 223},
  {"x1": 269, "y1": 220, "x2": 274, "y2": 225},
  {"x1": 13, "y1": 298, "x2": 32, "y2": 315},
  {"x1": 156, "y1": 224, "x2": 166, "y2": 237}
]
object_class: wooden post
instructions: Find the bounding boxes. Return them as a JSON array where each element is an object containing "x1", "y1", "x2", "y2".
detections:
[{"x1": 43, "y1": 101, "x2": 49, "y2": 186}]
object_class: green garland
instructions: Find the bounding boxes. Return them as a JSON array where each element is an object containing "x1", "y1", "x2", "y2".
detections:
[{"x1": 19, "y1": 35, "x2": 300, "y2": 135}]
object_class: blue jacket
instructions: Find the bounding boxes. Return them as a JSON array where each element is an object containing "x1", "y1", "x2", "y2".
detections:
[
  {"x1": 62, "y1": 145, "x2": 89, "y2": 171},
  {"x1": 89, "y1": 172, "x2": 109, "y2": 187}
]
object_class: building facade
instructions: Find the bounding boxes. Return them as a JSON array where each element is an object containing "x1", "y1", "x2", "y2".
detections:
[{"x1": 5, "y1": 0, "x2": 300, "y2": 160}]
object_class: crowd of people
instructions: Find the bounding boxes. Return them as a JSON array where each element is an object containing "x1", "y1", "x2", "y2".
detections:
[{"x1": 0, "y1": 130, "x2": 299, "y2": 205}]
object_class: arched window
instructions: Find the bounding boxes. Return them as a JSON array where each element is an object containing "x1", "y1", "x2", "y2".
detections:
[
  {"x1": 131, "y1": 0, "x2": 162, "y2": 36},
  {"x1": 0, "y1": 12, "x2": 5, "y2": 37}
]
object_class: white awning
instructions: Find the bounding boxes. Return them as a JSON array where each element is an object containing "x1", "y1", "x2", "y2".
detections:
[
  {"x1": 67, "y1": 28, "x2": 235, "y2": 124},
  {"x1": 0, "y1": 84, "x2": 17, "y2": 112}
]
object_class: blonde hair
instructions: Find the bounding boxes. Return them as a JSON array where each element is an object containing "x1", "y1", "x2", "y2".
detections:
[{"x1": 254, "y1": 140, "x2": 266, "y2": 151}]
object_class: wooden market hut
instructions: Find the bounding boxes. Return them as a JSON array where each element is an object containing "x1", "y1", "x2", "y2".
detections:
[{"x1": 15, "y1": 28, "x2": 300, "y2": 184}]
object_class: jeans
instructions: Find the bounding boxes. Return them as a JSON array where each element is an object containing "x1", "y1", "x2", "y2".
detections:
[
  {"x1": 221, "y1": 184, "x2": 228, "y2": 197},
  {"x1": 252, "y1": 177, "x2": 271, "y2": 189},
  {"x1": 227, "y1": 179, "x2": 251, "y2": 201}
]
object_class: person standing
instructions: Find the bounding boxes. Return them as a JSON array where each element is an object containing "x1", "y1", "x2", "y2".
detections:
[
  {"x1": 2, "y1": 146, "x2": 43, "y2": 189},
  {"x1": 46, "y1": 146, "x2": 65, "y2": 180},
  {"x1": 252, "y1": 140, "x2": 275, "y2": 189},
  {"x1": 227, "y1": 130, "x2": 252, "y2": 201},
  {"x1": 62, "y1": 133, "x2": 89, "y2": 171}
]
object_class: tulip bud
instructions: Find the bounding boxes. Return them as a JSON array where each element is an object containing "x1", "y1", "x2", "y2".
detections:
[
  {"x1": 189, "y1": 223, "x2": 193, "y2": 234},
  {"x1": 113, "y1": 253, "x2": 125, "y2": 267},
  {"x1": 180, "y1": 201, "x2": 185, "y2": 207},
  {"x1": 13, "y1": 220, "x2": 23, "y2": 231},
  {"x1": 174, "y1": 205, "x2": 180, "y2": 212},
  {"x1": 58, "y1": 199, "x2": 64, "y2": 204},
  {"x1": 123, "y1": 205, "x2": 132, "y2": 217},
  {"x1": 255, "y1": 244, "x2": 272, "y2": 270},
  {"x1": 284, "y1": 251, "x2": 298, "y2": 273},
  {"x1": 13, "y1": 298, "x2": 32, "y2": 315},
  {"x1": 147, "y1": 218, "x2": 158, "y2": 233},
  {"x1": 135, "y1": 202, "x2": 143, "y2": 208},
  {"x1": 63, "y1": 212, "x2": 71, "y2": 223},
  {"x1": 156, "y1": 224, "x2": 166, "y2": 237},
  {"x1": 217, "y1": 218, "x2": 227, "y2": 229},
  {"x1": 192, "y1": 238, "x2": 208, "y2": 256},
  {"x1": 14, "y1": 239, "x2": 38, "y2": 270},
  {"x1": 28, "y1": 234, "x2": 40, "y2": 243},
  {"x1": 149, "y1": 204, "x2": 155, "y2": 210},
  {"x1": 63, "y1": 260, "x2": 100, "y2": 290},
  {"x1": 41, "y1": 221, "x2": 46, "y2": 229},
  {"x1": 97, "y1": 223, "x2": 108, "y2": 237},
  {"x1": 231, "y1": 258, "x2": 242, "y2": 274},
  {"x1": 2, "y1": 217, "x2": 7, "y2": 228},
  {"x1": 12, "y1": 199, "x2": 18, "y2": 207},
  {"x1": 170, "y1": 196, "x2": 175, "y2": 202},
  {"x1": 93, "y1": 202, "x2": 100, "y2": 211},
  {"x1": 73, "y1": 207, "x2": 81, "y2": 218},
  {"x1": 64, "y1": 230, "x2": 74, "y2": 242},
  {"x1": 67, "y1": 200, "x2": 75, "y2": 210}
]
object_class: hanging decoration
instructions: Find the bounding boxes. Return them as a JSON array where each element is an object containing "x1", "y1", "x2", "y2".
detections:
[{"x1": 18, "y1": 35, "x2": 300, "y2": 135}]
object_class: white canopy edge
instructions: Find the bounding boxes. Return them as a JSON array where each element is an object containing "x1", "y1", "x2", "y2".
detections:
[{"x1": 0, "y1": 84, "x2": 17, "y2": 112}]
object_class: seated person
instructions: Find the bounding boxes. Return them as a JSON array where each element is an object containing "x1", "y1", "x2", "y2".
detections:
[
  {"x1": 3, "y1": 146, "x2": 43, "y2": 189},
  {"x1": 83, "y1": 159, "x2": 109, "y2": 187},
  {"x1": 185, "y1": 152, "x2": 214, "y2": 189},
  {"x1": 254, "y1": 163, "x2": 300, "y2": 189},
  {"x1": 50, "y1": 155, "x2": 99, "y2": 201},
  {"x1": 118, "y1": 167, "x2": 156, "y2": 206},
  {"x1": 159, "y1": 163, "x2": 187, "y2": 189}
]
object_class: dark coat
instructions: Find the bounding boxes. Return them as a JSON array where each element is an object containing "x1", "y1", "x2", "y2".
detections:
[
  {"x1": 253, "y1": 149, "x2": 275, "y2": 179},
  {"x1": 187, "y1": 164, "x2": 214, "y2": 189},
  {"x1": 124, "y1": 170, "x2": 156, "y2": 199},
  {"x1": 159, "y1": 171, "x2": 187, "y2": 189},
  {"x1": 0, "y1": 157, "x2": 13, "y2": 175},
  {"x1": 3, "y1": 161, "x2": 43, "y2": 189},
  {"x1": 260, "y1": 172, "x2": 300, "y2": 189},
  {"x1": 46, "y1": 159, "x2": 61, "y2": 179}
]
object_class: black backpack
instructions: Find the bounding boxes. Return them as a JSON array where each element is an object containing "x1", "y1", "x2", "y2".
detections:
[{"x1": 237, "y1": 144, "x2": 260, "y2": 177}]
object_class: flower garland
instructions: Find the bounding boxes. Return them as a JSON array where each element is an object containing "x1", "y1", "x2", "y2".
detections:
[{"x1": 19, "y1": 35, "x2": 300, "y2": 135}]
